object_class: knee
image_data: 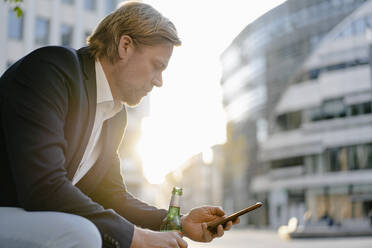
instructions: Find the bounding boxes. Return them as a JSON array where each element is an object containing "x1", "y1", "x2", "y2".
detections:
[
  {"x1": 71, "y1": 217, "x2": 102, "y2": 248},
  {"x1": 51, "y1": 214, "x2": 102, "y2": 248}
]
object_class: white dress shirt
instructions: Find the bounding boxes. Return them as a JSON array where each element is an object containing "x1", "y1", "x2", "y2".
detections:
[{"x1": 72, "y1": 61, "x2": 122, "y2": 185}]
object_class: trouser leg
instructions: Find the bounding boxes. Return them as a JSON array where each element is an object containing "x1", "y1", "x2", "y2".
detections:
[{"x1": 0, "y1": 207, "x2": 102, "y2": 248}]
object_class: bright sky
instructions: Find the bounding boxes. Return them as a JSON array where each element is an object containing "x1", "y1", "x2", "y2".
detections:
[{"x1": 137, "y1": 0, "x2": 286, "y2": 184}]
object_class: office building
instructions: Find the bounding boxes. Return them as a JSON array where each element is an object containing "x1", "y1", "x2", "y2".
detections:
[
  {"x1": 220, "y1": 0, "x2": 368, "y2": 226},
  {"x1": 257, "y1": 0, "x2": 372, "y2": 228}
]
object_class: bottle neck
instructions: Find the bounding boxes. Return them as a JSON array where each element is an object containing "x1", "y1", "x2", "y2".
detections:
[
  {"x1": 168, "y1": 193, "x2": 181, "y2": 214},
  {"x1": 169, "y1": 193, "x2": 181, "y2": 208}
]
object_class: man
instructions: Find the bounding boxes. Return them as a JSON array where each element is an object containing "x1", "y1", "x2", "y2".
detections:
[{"x1": 0, "y1": 2, "x2": 238, "y2": 248}]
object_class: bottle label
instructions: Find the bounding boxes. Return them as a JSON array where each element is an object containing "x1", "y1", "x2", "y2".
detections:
[{"x1": 170, "y1": 194, "x2": 181, "y2": 207}]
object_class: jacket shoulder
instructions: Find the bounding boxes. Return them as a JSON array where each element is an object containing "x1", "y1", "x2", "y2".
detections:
[
  {"x1": 19, "y1": 46, "x2": 83, "y2": 82},
  {"x1": 27, "y1": 46, "x2": 79, "y2": 68}
]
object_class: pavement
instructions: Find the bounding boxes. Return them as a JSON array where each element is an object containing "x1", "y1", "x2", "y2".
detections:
[
  {"x1": 289, "y1": 226, "x2": 372, "y2": 239},
  {"x1": 185, "y1": 229, "x2": 372, "y2": 248}
]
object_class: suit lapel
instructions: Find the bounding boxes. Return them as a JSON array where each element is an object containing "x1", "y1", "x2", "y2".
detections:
[{"x1": 66, "y1": 47, "x2": 97, "y2": 180}]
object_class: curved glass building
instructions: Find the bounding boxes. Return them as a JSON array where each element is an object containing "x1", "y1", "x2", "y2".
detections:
[
  {"x1": 258, "y1": 1, "x2": 372, "y2": 229},
  {"x1": 220, "y1": 0, "x2": 368, "y2": 227}
]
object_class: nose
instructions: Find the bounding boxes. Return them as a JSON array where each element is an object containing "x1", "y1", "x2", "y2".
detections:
[{"x1": 152, "y1": 74, "x2": 163, "y2": 87}]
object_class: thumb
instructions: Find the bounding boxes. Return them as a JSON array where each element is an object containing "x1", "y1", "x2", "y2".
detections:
[{"x1": 210, "y1": 206, "x2": 225, "y2": 217}]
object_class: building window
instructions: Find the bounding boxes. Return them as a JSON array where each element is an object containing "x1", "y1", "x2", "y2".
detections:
[
  {"x1": 61, "y1": 24, "x2": 73, "y2": 47},
  {"x1": 325, "y1": 143, "x2": 372, "y2": 172},
  {"x1": 348, "y1": 146, "x2": 359, "y2": 170},
  {"x1": 327, "y1": 147, "x2": 348, "y2": 172},
  {"x1": 309, "y1": 100, "x2": 371, "y2": 123},
  {"x1": 347, "y1": 101, "x2": 372, "y2": 117},
  {"x1": 349, "y1": 104, "x2": 361, "y2": 116},
  {"x1": 338, "y1": 147, "x2": 348, "y2": 171},
  {"x1": 84, "y1": 0, "x2": 96, "y2": 11},
  {"x1": 327, "y1": 148, "x2": 339, "y2": 172},
  {"x1": 305, "y1": 155, "x2": 321, "y2": 174},
  {"x1": 271, "y1": 156, "x2": 304, "y2": 169},
  {"x1": 276, "y1": 111, "x2": 302, "y2": 131},
  {"x1": 322, "y1": 99, "x2": 346, "y2": 120},
  {"x1": 361, "y1": 102, "x2": 372, "y2": 115},
  {"x1": 61, "y1": 0, "x2": 74, "y2": 4},
  {"x1": 353, "y1": 144, "x2": 372, "y2": 170},
  {"x1": 106, "y1": 0, "x2": 117, "y2": 14},
  {"x1": 309, "y1": 68, "x2": 320, "y2": 80},
  {"x1": 35, "y1": 17, "x2": 50, "y2": 45},
  {"x1": 8, "y1": 9, "x2": 23, "y2": 40},
  {"x1": 350, "y1": 144, "x2": 372, "y2": 170}
]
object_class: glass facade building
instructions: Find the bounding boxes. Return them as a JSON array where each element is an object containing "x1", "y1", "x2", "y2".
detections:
[
  {"x1": 220, "y1": 0, "x2": 369, "y2": 227},
  {"x1": 257, "y1": 0, "x2": 372, "y2": 228}
]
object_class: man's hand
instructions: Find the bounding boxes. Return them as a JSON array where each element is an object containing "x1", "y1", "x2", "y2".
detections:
[
  {"x1": 181, "y1": 206, "x2": 240, "y2": 242},
  {"x1": 130, "y1": 226, "x2": 188, "y2": 248}
]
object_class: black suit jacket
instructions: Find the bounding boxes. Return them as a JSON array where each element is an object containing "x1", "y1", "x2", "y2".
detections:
[{"x1": 0, "y1": 46, "x2": 167, "y2": 248}]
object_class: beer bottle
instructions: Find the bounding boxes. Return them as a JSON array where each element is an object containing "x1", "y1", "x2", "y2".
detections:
[{"x1": 160, "y1": 187, "x2": 183, "y2": 232}]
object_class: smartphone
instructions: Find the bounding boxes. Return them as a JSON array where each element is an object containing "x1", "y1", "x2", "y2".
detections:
[{"x1": 207, "y1": 202, "x2": 263, "y2": 233}]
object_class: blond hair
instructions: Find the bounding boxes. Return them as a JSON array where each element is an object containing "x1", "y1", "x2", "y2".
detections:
[{"x1": 87, "y1": 1, "x2": 181, "y2": 63}]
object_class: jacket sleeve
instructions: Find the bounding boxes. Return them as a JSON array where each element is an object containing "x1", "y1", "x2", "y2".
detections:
[
  {"x1": 90, "y1": 155, "x2": 168, "y2": 231},
  {"x1": 0, "y1": 49, "x2": 135, "y2": 248}
]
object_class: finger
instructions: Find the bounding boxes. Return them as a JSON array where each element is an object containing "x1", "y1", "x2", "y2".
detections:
[
  {"x1": 201, "y1": 222, "x2": 213, "y2": 242},
  {"x1": 233, "y1": 217, "x2": 240, "y2": 225},
  {"x1": 224, "y1": 221, "x2": 233, "y2": 231},
  {"x1": 216, "y1": 224, "x2": 224, "y2": 238}
]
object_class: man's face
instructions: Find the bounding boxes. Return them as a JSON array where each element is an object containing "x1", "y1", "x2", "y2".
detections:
[{"x1": 111, "y1": 41, "x2": 174, "y2": 106}]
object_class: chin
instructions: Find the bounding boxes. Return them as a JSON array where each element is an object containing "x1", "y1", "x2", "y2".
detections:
[{"x1": 124, "y1": 97, "x2": 143, "y2": 107}]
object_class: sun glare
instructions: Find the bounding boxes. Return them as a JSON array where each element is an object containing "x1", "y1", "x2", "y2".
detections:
[
  {"x1": 137, "y1": 0, "x2": 286, "y2": 184},
  {"x1": 202, "y1": 148, "x2": 214, "y2": 165},
  {"x1": 137, "y1": 116, "x2": 209, "y2": 184}
]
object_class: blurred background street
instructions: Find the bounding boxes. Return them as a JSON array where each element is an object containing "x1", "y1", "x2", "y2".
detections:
[{"x1": 186, "y1": 229, "x2": 372, "y2": 248}]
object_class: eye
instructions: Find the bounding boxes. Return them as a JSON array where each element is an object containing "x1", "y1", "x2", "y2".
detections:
[{"x1": 154, "y1": 61, "x2": 165, "y2": 71}]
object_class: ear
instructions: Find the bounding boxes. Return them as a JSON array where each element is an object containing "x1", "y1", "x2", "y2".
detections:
[{"x1": 117, "y1": 35, "x2": 134, "y2": 60}]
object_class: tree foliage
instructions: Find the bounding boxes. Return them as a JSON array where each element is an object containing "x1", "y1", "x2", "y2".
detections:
[{"x1": 4, "y1": 0, "x2": 23, "y2": 17}]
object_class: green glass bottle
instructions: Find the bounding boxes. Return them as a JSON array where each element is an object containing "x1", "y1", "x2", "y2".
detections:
[{"x1": 160, "y1": 187, "x2": 183, "y2": 232}]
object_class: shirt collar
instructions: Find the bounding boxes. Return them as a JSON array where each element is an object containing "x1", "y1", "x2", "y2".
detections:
[{"x1": 95, "y1": 60, "x2": 114, "y2": 104}]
